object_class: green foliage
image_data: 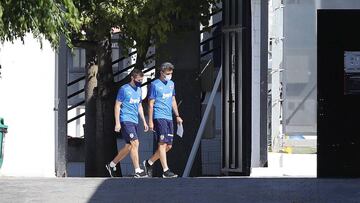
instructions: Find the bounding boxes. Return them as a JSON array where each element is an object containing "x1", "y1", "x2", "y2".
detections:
[
  {"x1": 72, "y1": 0, "x2": 220, "y2": 57},
  {"x1": 0, "y1": 0, "x2": 80, "y2": 48},
  {"x1": 0, "y1": 0, "x2": 220, "y2": 52}
]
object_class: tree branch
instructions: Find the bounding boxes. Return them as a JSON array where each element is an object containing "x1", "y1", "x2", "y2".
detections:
[{"x1": 71, "y1": 39, "x2": 98, "y2": 50}]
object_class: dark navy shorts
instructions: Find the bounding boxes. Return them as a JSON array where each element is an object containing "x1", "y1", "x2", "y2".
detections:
[
  {"x1": 154, "y1": 119, "x2": 174, "y2": 145},
  {"x1": 120, "y1": 121, "x2": 138, "y2": 144}
]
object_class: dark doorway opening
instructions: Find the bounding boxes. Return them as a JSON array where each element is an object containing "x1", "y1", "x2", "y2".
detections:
[{"x1": 318, "y1": 9, "x2": 360, "y2": 178}]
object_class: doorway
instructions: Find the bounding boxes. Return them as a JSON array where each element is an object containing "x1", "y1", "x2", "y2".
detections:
[{"x1": 317, "y1": 9, "x2": 360, "y2": 178}]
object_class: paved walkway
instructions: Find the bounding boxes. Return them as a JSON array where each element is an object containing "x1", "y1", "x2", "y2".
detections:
[{"x1": 1, "y1": 177, "x2": 360, "y2": 203}]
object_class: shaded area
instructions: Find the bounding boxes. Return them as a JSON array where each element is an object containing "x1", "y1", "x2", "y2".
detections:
[{"x1": 0, "y1": 178, "x2": 360, "y2": 202}]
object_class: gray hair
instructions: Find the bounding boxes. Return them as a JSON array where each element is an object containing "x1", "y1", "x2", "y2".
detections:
[{"x1": 159, "y1": 62, "x2": 174, "y2": 72}]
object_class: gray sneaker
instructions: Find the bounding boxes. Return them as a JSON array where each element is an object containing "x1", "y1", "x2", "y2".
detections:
[
  {"x1": 162, "y1": 169, "x2": 178, "y2": 178},
  {"x1": 143, "y1": 160, "x2": 153, "y2": 177},
  {"x1": 134, "y1": 170, "x2": 148, "y2": 178},
  {"x1": 105, "y1": 164, "x2": 116, "y2": 177}
]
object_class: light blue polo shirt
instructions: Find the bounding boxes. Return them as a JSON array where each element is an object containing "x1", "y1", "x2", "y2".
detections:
[
  {"x1": 149, "y1": 79, "x2": 175, "y2": 121},
  {"x1": 116, "y1": 83, "x2": 142, "y2": 124}
]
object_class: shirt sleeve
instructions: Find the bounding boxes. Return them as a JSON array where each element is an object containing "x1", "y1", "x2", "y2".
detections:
[
  {"x1": 116, "y1": 87, "x2": 125, "y2": 102},
  {"x1": 149, "y1": 83, "x2": 157, "y2": 100}
]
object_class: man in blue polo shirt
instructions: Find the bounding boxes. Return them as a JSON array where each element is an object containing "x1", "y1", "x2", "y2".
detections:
[
  {"x1": 105, "y1": 69, "x2": 149, "y2": 178},
  {"x1": 143, "y1": 62, "x2": 183, "y2": 178}
]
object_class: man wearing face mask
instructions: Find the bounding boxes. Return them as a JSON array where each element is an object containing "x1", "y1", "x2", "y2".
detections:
[
  {"x1": 143, "y1": 62, "x2": 183, "y2": 178},
  {"x1": 105, "y1": 69, "x2": 149, "y2": 178}
]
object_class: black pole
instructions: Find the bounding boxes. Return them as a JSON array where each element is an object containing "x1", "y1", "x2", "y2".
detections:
[
  {"x1": 222, "y1": 0, "x2": 252, "y2": 175},
  {"x1": 260, "y1": 0, "x2": 269, "y2": 167}
]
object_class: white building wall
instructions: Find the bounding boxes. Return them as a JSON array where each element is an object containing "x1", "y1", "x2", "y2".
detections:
[
  {"x1": 251, "y1": 0, "x2": 262, "y2": 167},
  {"x1": 270, "y1": 0, "x2": 284, "y2": 152},
  {"x1": 0, "y1": 34, "x2": 55, "y2": 177}
]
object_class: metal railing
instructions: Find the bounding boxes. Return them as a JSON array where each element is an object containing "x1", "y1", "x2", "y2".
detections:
[
  {"x1": 183, "y1": 66, "x2": 222, "y2": 177},
  {"x1": 67, "y1": 51, "x2": 156, "y2": 124}
]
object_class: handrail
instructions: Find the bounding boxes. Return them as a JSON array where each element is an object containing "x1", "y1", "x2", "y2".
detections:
[
  {"x1": 67, "y1": 112, "x2": 85, "y2": 124},
  {"x1": 200, "y1": 33, "x2": 222, "y2": 46},
  {"x1": 67, "y1": 50, "x2": 138, "y2": 87},
  {"x1": 204, "y1": 8, "x2": 223, "y2": 18},
  {"x1": 68, "y1": 27, "x2": 216, "y2": 99},
  {"x1": 143, "y1": 65, "x2": 156, "y2": 74},
  {"x1": 113, "y1": 64, "x2": 137, "y2": 77},
  {"x1": 113, "y1": 53, "x2": 155, "y2": 77},
  {"x1": 67, "y1": 56, "x2": 156, "y2": 99},
  {"x1": 67, "y1": 100, "x2": 85, "y2": 111},
  {"x1": 200, "y1": 21, "x2": 222, "y2": 33},
  {"x1": 68, "y1": 89, "x2": 85, "y2": 99},
  {"x1": 67, "y1": 64, "x2": 157, "y2": 123},
  {"x1": 196, "y1": 59, "x2": 212, "y2": 81},
  {"x1": 111, "y1": 50, "x2": 137, "y2": 65},
  {"x1": 68, "y1": 76, "x2": 86, "y2": 87},
  {"x1": 183, "y1": 66, "x2": 222, "y2": 177}
]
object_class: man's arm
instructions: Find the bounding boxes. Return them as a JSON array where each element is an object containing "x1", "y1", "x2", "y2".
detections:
[
  {"x1": 114, "y1": 101, "x2": 122, "y2": 132},
  {"x1": 148, "y1": 99, "x2": 155, "y2": 131},
  {"x1": 172, "y1": 96, "x2": 183, "y2": 124},
  {"x1": 139, "y1": 103, "x2": 149, "y2": 132}
]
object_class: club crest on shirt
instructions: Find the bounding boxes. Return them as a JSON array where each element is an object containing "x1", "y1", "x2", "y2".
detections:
[
  {"x1": 160, "y1": 135, "x2": 165, "y2": 140},
  {"x1": 129, "y1": 133, "x2": 134, "y2": 138}
]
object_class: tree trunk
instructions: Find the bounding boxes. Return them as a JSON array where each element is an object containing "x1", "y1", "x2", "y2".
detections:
[
  {"x1": 135, "y1": 49, "x2": 147, "y2": 70},
  {"x1": 94, "y1": 36, "x2": 121, "y2": 177},
  {"x1": 135, "y1": 32, "x2": 151, "y2": 70},
  {"x1": 84, "y1": 36, "x2": 122, "y2": 177},
  {"x1": 84, "y1": 49, "x2": 98, "y2": 177}
]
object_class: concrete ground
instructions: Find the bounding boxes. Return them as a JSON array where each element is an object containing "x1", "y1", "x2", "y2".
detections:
[
  {"x1": 251, "y1": 152, "x2": 317, "y2": 177},
  {"x1": 0, "y1": 177, "x2": 360, "y2": 203}
]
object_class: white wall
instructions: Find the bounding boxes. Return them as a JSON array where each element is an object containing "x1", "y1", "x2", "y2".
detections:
[
  {"x1": 0, "y1": 34, "x2": 55, "y2": 177},
  {"x1": 270, "y1": 0, "x2": 284, "y2": 152},
  {"x1": 251, "y1": 0, "x2": 261, "y2": 167}
]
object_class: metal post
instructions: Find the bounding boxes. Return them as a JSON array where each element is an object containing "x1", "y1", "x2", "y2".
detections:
[
  {"x1": 222, "y1": 0, "x2": 252, "y2": 175},
  {"x1": 55, "y1": 36, "x2": 68, "y2": 177},
  {"x1": 260, "y1": 0, "x2": 269, "y2": 166},
  {"x1": 182, "y1": 67, "x2": 222, "y2": 177}
]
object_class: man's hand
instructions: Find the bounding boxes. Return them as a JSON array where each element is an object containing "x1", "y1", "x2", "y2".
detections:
[
  {"x1": 149, "y1": 120, "x2": 154, "y2": 132},
  {"x1": 176, "y1": 116, "x2": 183, "y2": 124},
  {"x1": 115, "y1": 123, "x2": 121, "y2": 132},
  {"x1": 144, "y1": 122, "x2": 149, "y2": 132}
]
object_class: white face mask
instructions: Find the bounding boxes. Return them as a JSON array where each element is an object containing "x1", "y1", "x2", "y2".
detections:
[{"x1": 164, "y1": 74, "x2": 172, "y2": 81}]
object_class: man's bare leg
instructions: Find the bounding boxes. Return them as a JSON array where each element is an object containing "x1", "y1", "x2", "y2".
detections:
[
  {"x1": 143, "y1": 144, "x2": 175, "y2": 177},
  {"x1": 129, "y1": 140, "x2": 147, "y2": 177},
  {"x1": 129, "y1": 140, "x2": 140, "y2": 170},
  {"x1": 158, "y1": 143, "x2": 169, "y2": 171},
  {"x1": 112, "y1": 144, "x2": 131, "y2": 164},
  {"x1": 106, "y1": 144, "x2": 131, "y2": 177},
  {"x1": 148, "y1": 145, "x2": 172, "y2": 163}
]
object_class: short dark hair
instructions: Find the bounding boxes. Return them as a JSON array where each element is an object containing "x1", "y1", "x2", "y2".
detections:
[
  {"x1": 130, "y1": 68, "x2": 144, "y2": 78},
  {"x1": 159, "y1": 62, "x2": 174, "y2": 72}
]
